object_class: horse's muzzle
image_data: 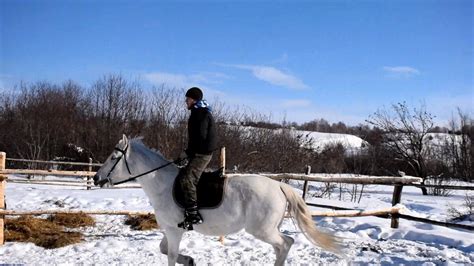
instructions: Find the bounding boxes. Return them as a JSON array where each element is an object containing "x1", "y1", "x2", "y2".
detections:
[{"x1": 93, "y1": 174, "x2": 108, "y2": 187}]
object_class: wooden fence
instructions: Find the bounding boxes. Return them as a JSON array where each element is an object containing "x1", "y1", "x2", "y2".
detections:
[
  {"x1": 4, "y1": 155, "x2": 98, "y2": 189},
  {"x1": 0, "y1": 152, "x2": 5, "y2": 245},
  {"x1": 0, "y1": 150, "x2": 473, "y2": 246}
]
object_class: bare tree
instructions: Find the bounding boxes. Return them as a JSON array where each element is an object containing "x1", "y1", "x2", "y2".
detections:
[
  {"x1": 367, "y1": 102, "x2": 435, "y2": 195},
  {"x1": 143, "y1": 86, "x2": 187, "y2": 159},
  {"x1": 84, "y1": 74, "x2": 147, "y2": 161},
  {"x1": 445, "y1": 109, "x2": 473, "y2": 181},
  {"x1": 4, "y1": 75, "x2": 469, "y2": 184}
]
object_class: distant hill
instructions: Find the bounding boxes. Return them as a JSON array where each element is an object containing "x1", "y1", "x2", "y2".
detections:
[
  {"x1": 237, "y1": 126, "x2": 465, "y2": 158},
  {"x1": 288, "y1": 129, "x2": 369, "y2": 154}
]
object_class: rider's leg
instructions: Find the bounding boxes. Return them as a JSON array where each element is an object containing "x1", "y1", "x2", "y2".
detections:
[{"x1": 177, "y1": 153, "x2": 212, "y2": 230}]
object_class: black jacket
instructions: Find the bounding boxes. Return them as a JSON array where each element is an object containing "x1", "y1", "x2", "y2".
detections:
[{"x1": 186, "y1": 107, "x2": 217, "y2": 156}]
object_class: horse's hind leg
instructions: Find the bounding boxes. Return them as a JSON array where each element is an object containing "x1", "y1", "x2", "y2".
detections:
[
  {"x1": 249, "y1": 229, "x2": 294, "y2": 266},
  {"x1": 279, "y1": 234, "x2": 294, "y2": 265},
  {"x1": 159, "y1": 234, "x2": 168, "y2": 254},
  {"x1": 160, "y1": 231, "x2": 196, "y2": 266}
]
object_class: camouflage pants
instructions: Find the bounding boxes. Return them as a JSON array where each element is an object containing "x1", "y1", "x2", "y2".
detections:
[{"x1": 177, "y1": 153, "x2": 212, "y2": 208}]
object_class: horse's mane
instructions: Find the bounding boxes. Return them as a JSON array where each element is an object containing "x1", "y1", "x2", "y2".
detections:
[{"x1": 129, "y1": 137, "x2": 167, "y2": 160}]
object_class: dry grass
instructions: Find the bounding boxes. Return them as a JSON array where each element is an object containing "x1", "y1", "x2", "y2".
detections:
[
  {"x1": 124, "y1": 214, "x2": 159, "y2": 230},
  {"x1": 48, "y1": 212, "x2": 95, "y2": 228},
  {"x1": 5, "y1": 216, "x2": 82, "y2": 249}
]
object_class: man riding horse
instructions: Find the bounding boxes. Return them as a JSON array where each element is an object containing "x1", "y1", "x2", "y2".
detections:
[{"x1": 176, "y1": 87, "x2": 217, "y2": 230}]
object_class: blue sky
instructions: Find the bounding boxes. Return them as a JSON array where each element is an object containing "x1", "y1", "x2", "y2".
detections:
[{"x1": 1, "y1": 0, "x2": 472, "y2": 125}]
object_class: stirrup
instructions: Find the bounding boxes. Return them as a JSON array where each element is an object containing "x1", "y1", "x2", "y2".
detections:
[
  {"x1": 177, "y1": 209, "x2": 203, "y2": 230},
  {"x1": 177, "y1": 217, "x2": 203, "y2": 230},
  {"x1": 178, "y1": 219, "x2": 195, "y2": 230}
]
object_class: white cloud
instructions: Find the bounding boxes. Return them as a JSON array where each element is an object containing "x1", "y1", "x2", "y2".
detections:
[
  {"x1": 383, "y1": 66, "x2": 420, "y2": 78},
  {"x1": 220, "y1": 64, "x2": 310, "y2": 90},
  {"x1": 143, "y1": 71, "x2": 229, "y2": 89},
  {"x1": 188, "y1": 72, "x2": 231, "y2": 85},
  {"x1": 144, "y1": 72, "x2": 191, "y2": 88},
  {"x1": 281, "y1": 99, "x2": 312, "y2": 108},
  {"x1": 143, "y1": 71, "x2": 228, "y2": 100}
]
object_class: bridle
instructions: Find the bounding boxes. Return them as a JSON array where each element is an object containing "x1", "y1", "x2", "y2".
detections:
[{"x1": 102, "y1": 144, "x2": 180, "y2": 186}]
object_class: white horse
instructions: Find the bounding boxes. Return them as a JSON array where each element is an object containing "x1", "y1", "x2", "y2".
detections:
[{"x1": 93, "y1": 135, "x2": 340, "y2": 265}]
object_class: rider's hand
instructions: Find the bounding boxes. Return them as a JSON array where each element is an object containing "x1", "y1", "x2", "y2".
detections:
[{"x1": 175, "y1": 150, "x2": 189, "y2": 168}]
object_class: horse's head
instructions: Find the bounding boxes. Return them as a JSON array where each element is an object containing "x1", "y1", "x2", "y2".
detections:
[{"x1": 93, "y1": 134, "x2": 133, "y2": 187}]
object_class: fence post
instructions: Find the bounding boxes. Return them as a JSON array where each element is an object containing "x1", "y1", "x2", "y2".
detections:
[
  {"x1": 302, "y1": 165, "x2": 311, "y2": 200},
  {"x1": 391, "y1": 185, "x2": 403, "y2": 228},
  {"x1": 0, "y1": 152, "x2": 6, "y2": 245},
  {"x1": 218, "y1": 147, "x2": 226, "y2": 245},
  {"x1": 87, "y1": 157, "x2": 93, "y2": 190},
  {"x1": 220, "y1": 147, "x2": 226, "y2": 176}
]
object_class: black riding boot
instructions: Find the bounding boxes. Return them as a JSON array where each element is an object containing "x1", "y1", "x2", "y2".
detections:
[{"x1": 178, "y1": 206, "x2": 203, "y2": 231}]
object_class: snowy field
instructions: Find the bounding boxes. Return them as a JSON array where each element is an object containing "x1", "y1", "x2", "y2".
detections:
[{"x1": 1, "y1": 175, "x2": 473, "y2": 265}]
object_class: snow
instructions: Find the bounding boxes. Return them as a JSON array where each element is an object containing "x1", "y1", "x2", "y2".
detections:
[
  {"x1": 1, "y1": 175, "x2": 473, "y2": 265},
  {"x1": 290, "y1": 129, "x2": 369, "y2": 154},
  {"x1": 293, "y1": 131, "x2": 466, "y2": 156}
]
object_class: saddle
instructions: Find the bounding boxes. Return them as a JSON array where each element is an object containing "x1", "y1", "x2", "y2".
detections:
[{"x1": 173, "y1": 168, "x2": 227, "y2": 209}]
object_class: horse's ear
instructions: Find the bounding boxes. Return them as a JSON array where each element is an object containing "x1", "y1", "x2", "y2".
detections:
[{"x1": 122, "y1": 134, "x2": 128, "y2": 144}]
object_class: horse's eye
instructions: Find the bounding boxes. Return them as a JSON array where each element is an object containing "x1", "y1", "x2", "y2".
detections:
[{"x1": 111, "y1": 155, "x2": 118, "y2": 160}]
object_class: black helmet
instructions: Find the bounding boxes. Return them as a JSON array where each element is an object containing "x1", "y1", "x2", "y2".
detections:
[{"x1": 185, "y1": 87, "x2": 203, "y2": 101}]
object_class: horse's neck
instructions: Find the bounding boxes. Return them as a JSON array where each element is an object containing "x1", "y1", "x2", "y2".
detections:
[{"x1": 129, "y1": 142, "x2": 178, "y2": 199}]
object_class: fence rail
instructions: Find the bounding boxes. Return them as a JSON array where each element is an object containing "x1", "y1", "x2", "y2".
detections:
[
  {"x1": 413, "y1": 184, "x2": 474, "y2": 190},
  {"x1": 6, "y1": 158, "x2": 103, "y2": 167},
  {"x1": 5, "y1": 170, "x2": 474, "y2": 191},
  {"x1": 0, "y1": 206, "x2": 403, "y2": 219},
  {"x1": 307, "y1": 202, "x2": 474, "y2": 231},
  {"x1": 8, "y1": 180, "x2": 91, "y2": 187},
  {"x1": 2, "y1": 169, "x2": 96, "y2": 177},
  {"x1": 0, "y1": 209, "x2": 153, "y2": 216},
  {"x1": 256, "y1": 173, "x2": 423, "y2": 185},
  {"x1": 6, "y1": 178, "x2": 141, "y2": 189}
]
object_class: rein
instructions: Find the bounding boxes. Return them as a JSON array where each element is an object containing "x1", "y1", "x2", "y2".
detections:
[{"x1": 104, "y1": 145, "x2": 183, "y2": 186}]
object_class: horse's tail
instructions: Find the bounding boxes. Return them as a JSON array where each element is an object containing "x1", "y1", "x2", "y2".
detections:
[{"x1": 280, "y1": 183, "x2": 342, "y2": 255}]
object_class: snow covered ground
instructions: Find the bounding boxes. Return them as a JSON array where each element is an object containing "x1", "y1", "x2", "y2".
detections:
[{"x1": 1, "y1": 175, "x2": 473, "y2": 265}]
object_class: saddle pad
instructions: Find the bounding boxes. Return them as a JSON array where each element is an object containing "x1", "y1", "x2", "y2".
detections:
[{"x1": 173, "y1": 168, "x2": 227, "y2": 209}]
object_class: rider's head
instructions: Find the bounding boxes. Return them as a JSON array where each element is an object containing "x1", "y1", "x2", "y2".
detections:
[{"x1": 185, "y1": 87, "x2": 203, "y2": 110}]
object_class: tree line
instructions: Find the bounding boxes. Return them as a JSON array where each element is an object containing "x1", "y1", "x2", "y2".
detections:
[{"x1": 0, "y1": 74, "x2": 472, "y2": 187}]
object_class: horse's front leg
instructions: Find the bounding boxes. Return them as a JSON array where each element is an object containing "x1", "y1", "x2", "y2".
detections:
[{"x1": 163, "y1": 229, "x2": 195, "y2": 266}]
